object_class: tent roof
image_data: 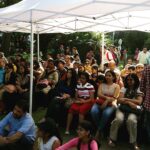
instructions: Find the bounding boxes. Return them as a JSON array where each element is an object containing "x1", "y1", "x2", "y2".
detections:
[{"x1": 0, "y1": 0, "x2": 150, "y2": 33}]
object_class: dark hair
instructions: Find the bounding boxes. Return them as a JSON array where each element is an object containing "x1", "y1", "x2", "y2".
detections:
[
  {"x1": 67, "y1": 68, "x2": 77, "y2": 86},
  {"x1": 80, "y1": 71, "x2": 89, "y2": 82},
  {"x1": 104, "y1": 70, "x2": 117, "y2": 83},
  {"x1": 124, "y1": 73, "x2": 139, "y2": 89},
  {"x1": 38, "y1": 118, "x2": 62, "y2": 144},
  {"x1": 6, "y1": 63, "x2": 14, "y2": 70},
  {"x1": 18, "y1": 64, "x2": 29, "y2": 76},
  {"x1": 92, "y1": 65, "x2": 98, "y2": 70},
  {"x1": 96, "y1": 74, "x2": 105, "y2": 83},
  {"x1": 128, "y1": 65, "x2": 135, "y2": 71},
  {"x1": 78, "y1": 120, "x2": 93, "y2": 135},
  {"x1": 15, "y1": 100, "x2": 29, "y2": 112},
  {"x1": 77, "y1": 120, "x2": 100, "y2": 150}
]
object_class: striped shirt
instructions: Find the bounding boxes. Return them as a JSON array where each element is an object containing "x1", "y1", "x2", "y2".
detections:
[
  {"x1": 140, "y1": 65, "x2": 150, "y2": 111},
  {"x1": 76, "y1": 82, "x2": 95, "y2": 99}
]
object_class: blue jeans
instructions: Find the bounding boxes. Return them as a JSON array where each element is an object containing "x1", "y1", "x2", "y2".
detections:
[{"x1": 91, "y1": 103, "x2": 115, "y2": 131}]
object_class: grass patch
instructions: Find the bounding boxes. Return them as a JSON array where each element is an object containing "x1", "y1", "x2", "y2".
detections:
[{"x1": 32, "y1": 107, "x2": 47, "y2": 124}]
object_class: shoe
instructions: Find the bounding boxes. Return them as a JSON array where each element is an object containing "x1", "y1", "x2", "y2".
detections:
[
  {"x1": 38, "y1": 118, "x2": 46, "y2": 123},
  {"x1": 131, "y1": 143, "x2": 140, "y2": 150},
  {"x1": 65, "y1": 131, "x2": 70, "y2": 135},
  {"x1": 108, "y1": 139, "x2": 116, "y2": 147}
]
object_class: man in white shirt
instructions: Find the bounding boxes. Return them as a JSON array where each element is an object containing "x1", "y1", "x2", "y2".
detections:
[{"x1": 137, "y1": 47, "x2": 150, "y2": 65}]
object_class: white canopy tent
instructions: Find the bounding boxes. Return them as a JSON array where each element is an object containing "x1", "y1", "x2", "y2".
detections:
[
  {"x1": 1, "y1": 0, "x2": 150, "y2": 114},
  {"x1": 0, "y1": 0, "x2": 150, "y2": 33}
]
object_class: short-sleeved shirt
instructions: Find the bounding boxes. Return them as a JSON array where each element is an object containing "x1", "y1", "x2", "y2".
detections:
[
  {"x1": 0, "y1": 112, "x2": 36, "y2": 141},
  {"x1": 137, "y1": 51, "x2": 150, "y2": 65},
  {"x1": 38, "y1": 136, "x2": 59, "y2": 150},
  {"x1": 120, "y1": 87, "x2": 143, "y2": 98},
  {"x1": 76, "y1": 82, "x2": 95, "y2": 100}
]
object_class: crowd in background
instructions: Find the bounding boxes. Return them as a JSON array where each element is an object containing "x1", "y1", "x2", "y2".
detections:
[{"x1": 0, "y1": 44, "x2": 150, "y2": 150}]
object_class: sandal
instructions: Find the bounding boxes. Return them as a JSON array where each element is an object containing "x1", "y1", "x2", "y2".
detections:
[
  {"x1": 131, "y1": 143, "x2": 140, "y2": 150},
  {"x1": 65, "y1": 131, "x2": 70, "y2": 135},
  {"x1": 108, "y1": 139, "x2": 116, "y2": 147}
]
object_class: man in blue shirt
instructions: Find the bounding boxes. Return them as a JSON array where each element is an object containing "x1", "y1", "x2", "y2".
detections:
[{"x1": 0, "y1": 100, "x2": 36, "y2": 150}]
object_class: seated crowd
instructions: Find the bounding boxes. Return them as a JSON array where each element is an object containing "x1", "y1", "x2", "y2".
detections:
[{"x1": 0, "y1": 45, "x2": 150, "y2": 150}]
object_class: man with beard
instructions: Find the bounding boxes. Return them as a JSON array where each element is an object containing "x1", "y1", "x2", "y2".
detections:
[{"x1": 0, "y1": 100, "x2": 36, "y2": 150}]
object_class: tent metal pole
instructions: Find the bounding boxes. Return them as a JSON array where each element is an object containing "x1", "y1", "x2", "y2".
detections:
[
  {"x1": 37, "y1": 32, "x2": 40, "y2": 62},
  {"x1": 101, "y1": 32, "x2": 105, "y2": 71},
  {"x1": 29, "y1": 11, "x2": 34, "y2": 115}
]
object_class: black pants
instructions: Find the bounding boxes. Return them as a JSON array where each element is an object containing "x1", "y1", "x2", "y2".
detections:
[
  {"x1": 46, "y1": 97, "x2": 67, "y2": 126},
  {"x1": 144, "y1": 110, "x2": 150, "y2": 143},
  {"x1": 0, "y1": 136, "x2": 34, "y2": 150}
]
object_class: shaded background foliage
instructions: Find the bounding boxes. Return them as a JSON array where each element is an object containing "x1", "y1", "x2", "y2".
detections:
[{"x1": 1, "y1": 0, "x2": 150, "y2": 60}]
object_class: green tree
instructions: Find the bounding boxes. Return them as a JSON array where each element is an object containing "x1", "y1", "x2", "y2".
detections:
[
  {"x1": 144, "y1": 35, "x2": 150, "y2": 48},
  {"x1": 39, "y1": 32, "x2": 102, "y2": 62},
  {"x1": 113, "y1": 31, "x2": 149, "y2": 53},
  {"x1": 0, "y1": 0, "x2": 21, "y2": 55}
]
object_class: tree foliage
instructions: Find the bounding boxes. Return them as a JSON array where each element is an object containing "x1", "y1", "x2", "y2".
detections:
[
  {"x1": 39, "y1": 32, "x2": 102, "y2": 61},
  {"x1": 113, "y1": 31, "x2": 149, "y2": 53},
  {"x1": 0, "y1": 0, "x2": 21, "y2": 54},
  {"x1": 0, "y1": 0, "x2": 21, "y2": 8},
  {"x1": 0, "y1": 0, "x2": 150, "y2": 58}
]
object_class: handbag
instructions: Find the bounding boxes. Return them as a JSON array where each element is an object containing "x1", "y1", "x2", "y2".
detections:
[
  {"x1": 119, "y1": 104, "x2": 142, "y2": 115},
  {"x1": 36, "y1": 79, "x2": 49, "y2": 89},
  {"x1": 96, "y1": 97, "x2": 112, "y2": 106},
  {"x1": 36, "y1": 79, "x2": 51, "y2": 94},
  {"x1": 42, "y1": 85, "x2": 51, "y2": 94}
]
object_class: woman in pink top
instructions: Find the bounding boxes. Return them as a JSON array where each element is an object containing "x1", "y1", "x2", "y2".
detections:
[{"x1": 56, "y1": 120, "x2": 99, "y2": 150}]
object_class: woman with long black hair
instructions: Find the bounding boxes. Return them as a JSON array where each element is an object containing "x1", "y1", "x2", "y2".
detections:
[
  {"x1": 44, "y1": 68, "x2": 77, "y2": 126},
  {"x1": 34, "y1": 118, "x2": 62, "y2": 150},
  {"x1": 109, "y1": 73, "x2": 143, "y2": 150},
  {"x1": 90, "y1": 70, "x2": 120, "y2": 142}
]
